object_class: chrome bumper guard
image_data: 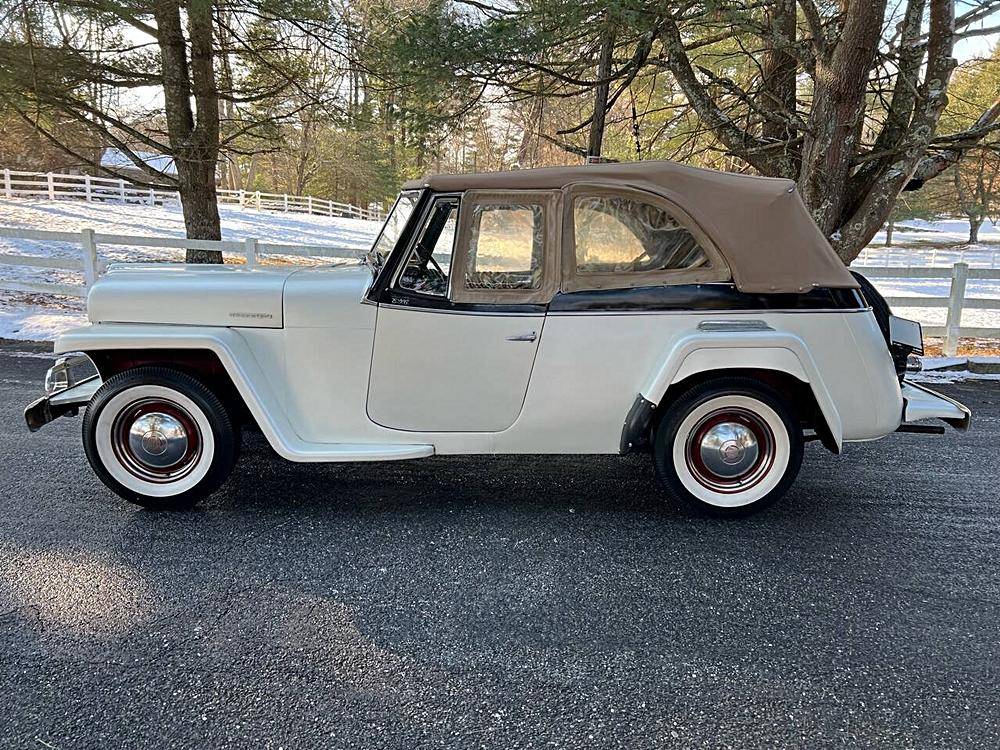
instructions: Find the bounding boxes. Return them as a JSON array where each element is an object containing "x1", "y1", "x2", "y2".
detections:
[
  {"x1": 899, "y1": 381, "x2": 971, "y2": 432},
  {"x1": 24, "y1": 353, "x2": 103, "y2": 432}
]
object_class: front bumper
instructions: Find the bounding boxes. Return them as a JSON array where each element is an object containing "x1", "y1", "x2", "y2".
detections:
[
  {"x1": 899, "y1": 381, "x2": 971, "y2": 431},
  {"x1": 24, "y1": 354, "x2": 103, "y2": 432}
]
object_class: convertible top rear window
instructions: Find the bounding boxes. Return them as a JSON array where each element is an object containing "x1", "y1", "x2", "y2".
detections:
[{"x1": 573, "y1": 195, "x2": 709, "y2": 274}]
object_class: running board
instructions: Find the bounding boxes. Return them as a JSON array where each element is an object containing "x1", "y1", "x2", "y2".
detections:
[{"x1": 279, "y1": 442, "x2": 435, "y2": 462}]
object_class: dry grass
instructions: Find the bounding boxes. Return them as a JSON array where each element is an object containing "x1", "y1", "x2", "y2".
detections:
[{"x1": 923, "y1": 338, "x2": 1000, "y2": 357}]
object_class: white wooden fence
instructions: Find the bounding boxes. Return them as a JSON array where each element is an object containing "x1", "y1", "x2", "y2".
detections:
[
  {"x1": 0, "y1": 168, "x2": 383, "y2": 222},
  {"x1": 860, "y1": 263, "x2": 1000, "y2": 355},
  {"x1": 0, "y1": 226, "x2": 362, "y2": 298}
]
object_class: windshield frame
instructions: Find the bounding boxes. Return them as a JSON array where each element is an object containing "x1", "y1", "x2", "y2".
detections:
[{"x1": 364, "y1": 189, "x2": 423, "y2": 274}]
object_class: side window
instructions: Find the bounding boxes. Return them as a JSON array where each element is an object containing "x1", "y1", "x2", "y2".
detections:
[
  {"x1": 465, "y1": 204, "x2": 544, "y2": 290},
  {"x1": 397, "y1": 197, "x2": 457, "y2": 296},
  {"x1": 573, "y1": 195, "x2": 710, "y2": 274}
]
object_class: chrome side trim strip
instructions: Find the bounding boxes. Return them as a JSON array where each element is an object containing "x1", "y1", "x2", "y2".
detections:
[{"x1": 697, "y1": 319, "x2": 774, "y2": 332}]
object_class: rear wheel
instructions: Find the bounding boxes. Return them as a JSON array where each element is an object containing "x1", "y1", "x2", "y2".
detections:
[
  {"x1": 653, "y1": 377, "x2": 803, "y2": 517},
  {"x1": 83, "y1": 367, "x2": 240, "y2": 509}
]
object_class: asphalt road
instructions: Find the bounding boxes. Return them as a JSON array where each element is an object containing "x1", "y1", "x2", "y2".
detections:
[{"x1": 1, "y1": 345, "x2": 998, "y2": 749}]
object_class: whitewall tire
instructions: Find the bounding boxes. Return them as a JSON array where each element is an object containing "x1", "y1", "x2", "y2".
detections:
[
  {"x1": 83, "y1": 367, "x2": 240, "y2": 509},
  {"x1": 653, "y1": 377, "x2": 803, "y2": 516}
]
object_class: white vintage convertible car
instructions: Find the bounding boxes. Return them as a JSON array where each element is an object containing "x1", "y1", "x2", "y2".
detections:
[{"x1": 26, "y1": 161, "x2": 970, "y2": 515}]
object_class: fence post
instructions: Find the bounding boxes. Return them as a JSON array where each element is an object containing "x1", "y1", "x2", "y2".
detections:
[
  {"x1": 148, "y1": 188, "x2": 155, "y2": 206},
  {"x1": 307, "y1": 195, "x2": 313, "y2": 214},
  {"x1": 80, "y1": 228, "x2": 99, "y2": 286},
  {"x1": 119, "y1": 179, "x2": 126, "y2": 202},
  {"x1": 244, "y1": 237, "x2": 258, "y2": 269},
  {"x1": 84, "y1": 174, "x2": 92, "y2": 202},
  {"x1": 256, "y1": 191, "x2": 262, "y2": 210},
  {"x1": 3, "y1": 168, "x2": 10, "y2": 198},
  {"x1": 47, "y1": 172, "x2": 55, "y2": 200},
  {"x1": 283, "y1": 194, "x2": 288, "y2": 212},
  {"x1": 238, "y1": 189, "x2": 245, "y2": 207},
  {"x1": 944, "y1": 262, "x2": 969, "y2": 357}
]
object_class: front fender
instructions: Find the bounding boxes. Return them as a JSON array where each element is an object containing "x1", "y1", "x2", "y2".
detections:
[
  {"x1": 639, "y1": 329, "x2": 843, "y2": 450},
  {"x1": 54, "y1": 324, "x2": 433, "y2": 462}
]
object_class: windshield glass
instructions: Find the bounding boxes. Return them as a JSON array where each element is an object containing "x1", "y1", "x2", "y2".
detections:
[{"x1": 365, "y1": 190, "x2": 421, "y2": 271}]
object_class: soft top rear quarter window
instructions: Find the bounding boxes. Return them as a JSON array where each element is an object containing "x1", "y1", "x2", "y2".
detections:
[{"x1": 561, "y1": 184, "x2": 730, "y2": 293}]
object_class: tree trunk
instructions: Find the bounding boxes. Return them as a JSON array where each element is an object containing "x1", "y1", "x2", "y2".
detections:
[
  {"x1": 798, "y1": 0, "x2": 888, "y2": 236},
  {"x1": 885, "y1": 219, "x2": 894, "y2": 247},
  {"x1": 153, "y1": 0, "x2": 222, "y2": 263},
  {"x1": 178, "y1": 156, "x2": 222, "y2": 263},
  {"x1": 587, "y1": 24, "x2": 614, "y2": 160},
  {"x1": 827, "y1": 0, "x2": 956, "y2": 262},
  {"x1": 969, "y1": 215, "x2": 982, "y2": 244},
  {"x1": 758, "y1": 0, "x2": 799, "y2": 178}
]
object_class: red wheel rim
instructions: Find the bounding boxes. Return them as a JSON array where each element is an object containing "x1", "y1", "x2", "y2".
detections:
[
  {"x1": 110, "y1": 398, "x2": 202, "y2": 483},
  {"x1": 684, "y1": 407, "x2": 776, "y2": 494}
]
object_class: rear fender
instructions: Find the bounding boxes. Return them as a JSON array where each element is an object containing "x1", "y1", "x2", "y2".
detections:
[{"x1": 640, "y1": 330, "x2": 843, "y2": 451}]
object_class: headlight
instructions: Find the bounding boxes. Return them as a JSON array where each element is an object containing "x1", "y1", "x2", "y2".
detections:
[{"x1": 44, "y1": 353, "x2": 92, "y2": 395}]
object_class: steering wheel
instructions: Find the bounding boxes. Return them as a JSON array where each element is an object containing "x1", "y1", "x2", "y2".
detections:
[{"x1": 426, "y1": 252, "x2": 446, "y2": 278}]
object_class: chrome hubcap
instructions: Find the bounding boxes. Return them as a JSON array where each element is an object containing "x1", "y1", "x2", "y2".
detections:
[
  {"x1": 111, "y1": 398, "x2": 202, "y2": 482},
  {"x1": 699, "y1": 422, "x2": 759, "y2": 479},
  {"x1": 685, "y1": 407, "x2": 775, "y2": 493},
  {"x1": 127, "y1": 412, "x2": 189, "y2": 469}
]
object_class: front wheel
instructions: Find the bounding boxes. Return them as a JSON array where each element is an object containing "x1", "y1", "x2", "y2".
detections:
[
  {"x1": 653, "y1": 377, "x2": 804, "y2": 517},
  {"x1": 83, "y1": 367, "x2": 240, "y2": 509}
]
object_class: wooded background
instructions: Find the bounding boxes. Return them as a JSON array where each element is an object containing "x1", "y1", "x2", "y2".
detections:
[{"x1": 1, "y1": 0, "x2": 998, "y2": 263}]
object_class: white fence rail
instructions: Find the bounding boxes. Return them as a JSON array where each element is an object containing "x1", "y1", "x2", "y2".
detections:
[
  {"x1": 0, "y1": 226, "x2": 363, "y2": 299},
  {"x1": 1, "y1": 168, "x2": 383, "y2": 222},
  {"x1": 856, "y1": 243, "x2": 1000, "y2": 269},
  {"x1": 859, "y1": 263, "x2": 1000, "y2": 355}
]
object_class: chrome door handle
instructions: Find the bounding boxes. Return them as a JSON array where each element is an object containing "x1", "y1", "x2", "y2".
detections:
[{"x1": 506, "y1": 331, "x2": 537, "y2": 342}]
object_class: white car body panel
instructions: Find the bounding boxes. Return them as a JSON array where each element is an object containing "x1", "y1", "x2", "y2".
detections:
[
  {"x1": 368, "y1": 305, "x2": 544, "y2": 432},
  {"x1": 492, "y1": 309, "x2": 899, "y2": 454},
  {"x1": 54, "y1": 299, "x2": 907, "y2": 459},
  {"x1": 88, "y1": 264, "x2": 290, "y2": 328}
]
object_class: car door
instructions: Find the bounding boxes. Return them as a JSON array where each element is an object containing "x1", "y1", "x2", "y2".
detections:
[{"x1": 367, "y1": 190, "x2": 559, "y2": 433}]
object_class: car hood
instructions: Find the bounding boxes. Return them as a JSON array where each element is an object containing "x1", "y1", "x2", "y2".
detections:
[{"x1": 87, "y1": 262, "x2": 371, "y2": 328}]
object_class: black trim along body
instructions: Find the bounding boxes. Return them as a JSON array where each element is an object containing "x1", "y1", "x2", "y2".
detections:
[
  {"x1": 376, "y1": 282, "x2": 866, "y2": 315},
  {"x1": 548, "y1": 285, "x2": 865, "y2": 313}
]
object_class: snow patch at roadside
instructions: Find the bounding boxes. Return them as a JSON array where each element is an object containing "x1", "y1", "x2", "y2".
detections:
[{"x1": 0, "y1": 293, "x2": 87, "y2": 341}]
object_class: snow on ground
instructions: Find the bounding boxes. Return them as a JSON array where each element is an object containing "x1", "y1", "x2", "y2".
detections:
[
  {"x1": 861, "y1": 219, "x2": 1000, "y2": 267},
  {"x1": 0, "y1": 198, "x2": 998, "y2": 342},
  {"x1": 0, "y1": 297, "x2": 87, "y2": 341},
  {"x1": 909, "y1": 367, "x2": 1000, "y2": 384},
  {"x1": 0, "y1": 198, "x2": 381, "y2": 340}
]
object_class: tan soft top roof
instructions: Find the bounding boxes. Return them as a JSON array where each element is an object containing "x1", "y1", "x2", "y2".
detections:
[{"x1": 403, "y1": 160, "x2": 857, "y2": 294}]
